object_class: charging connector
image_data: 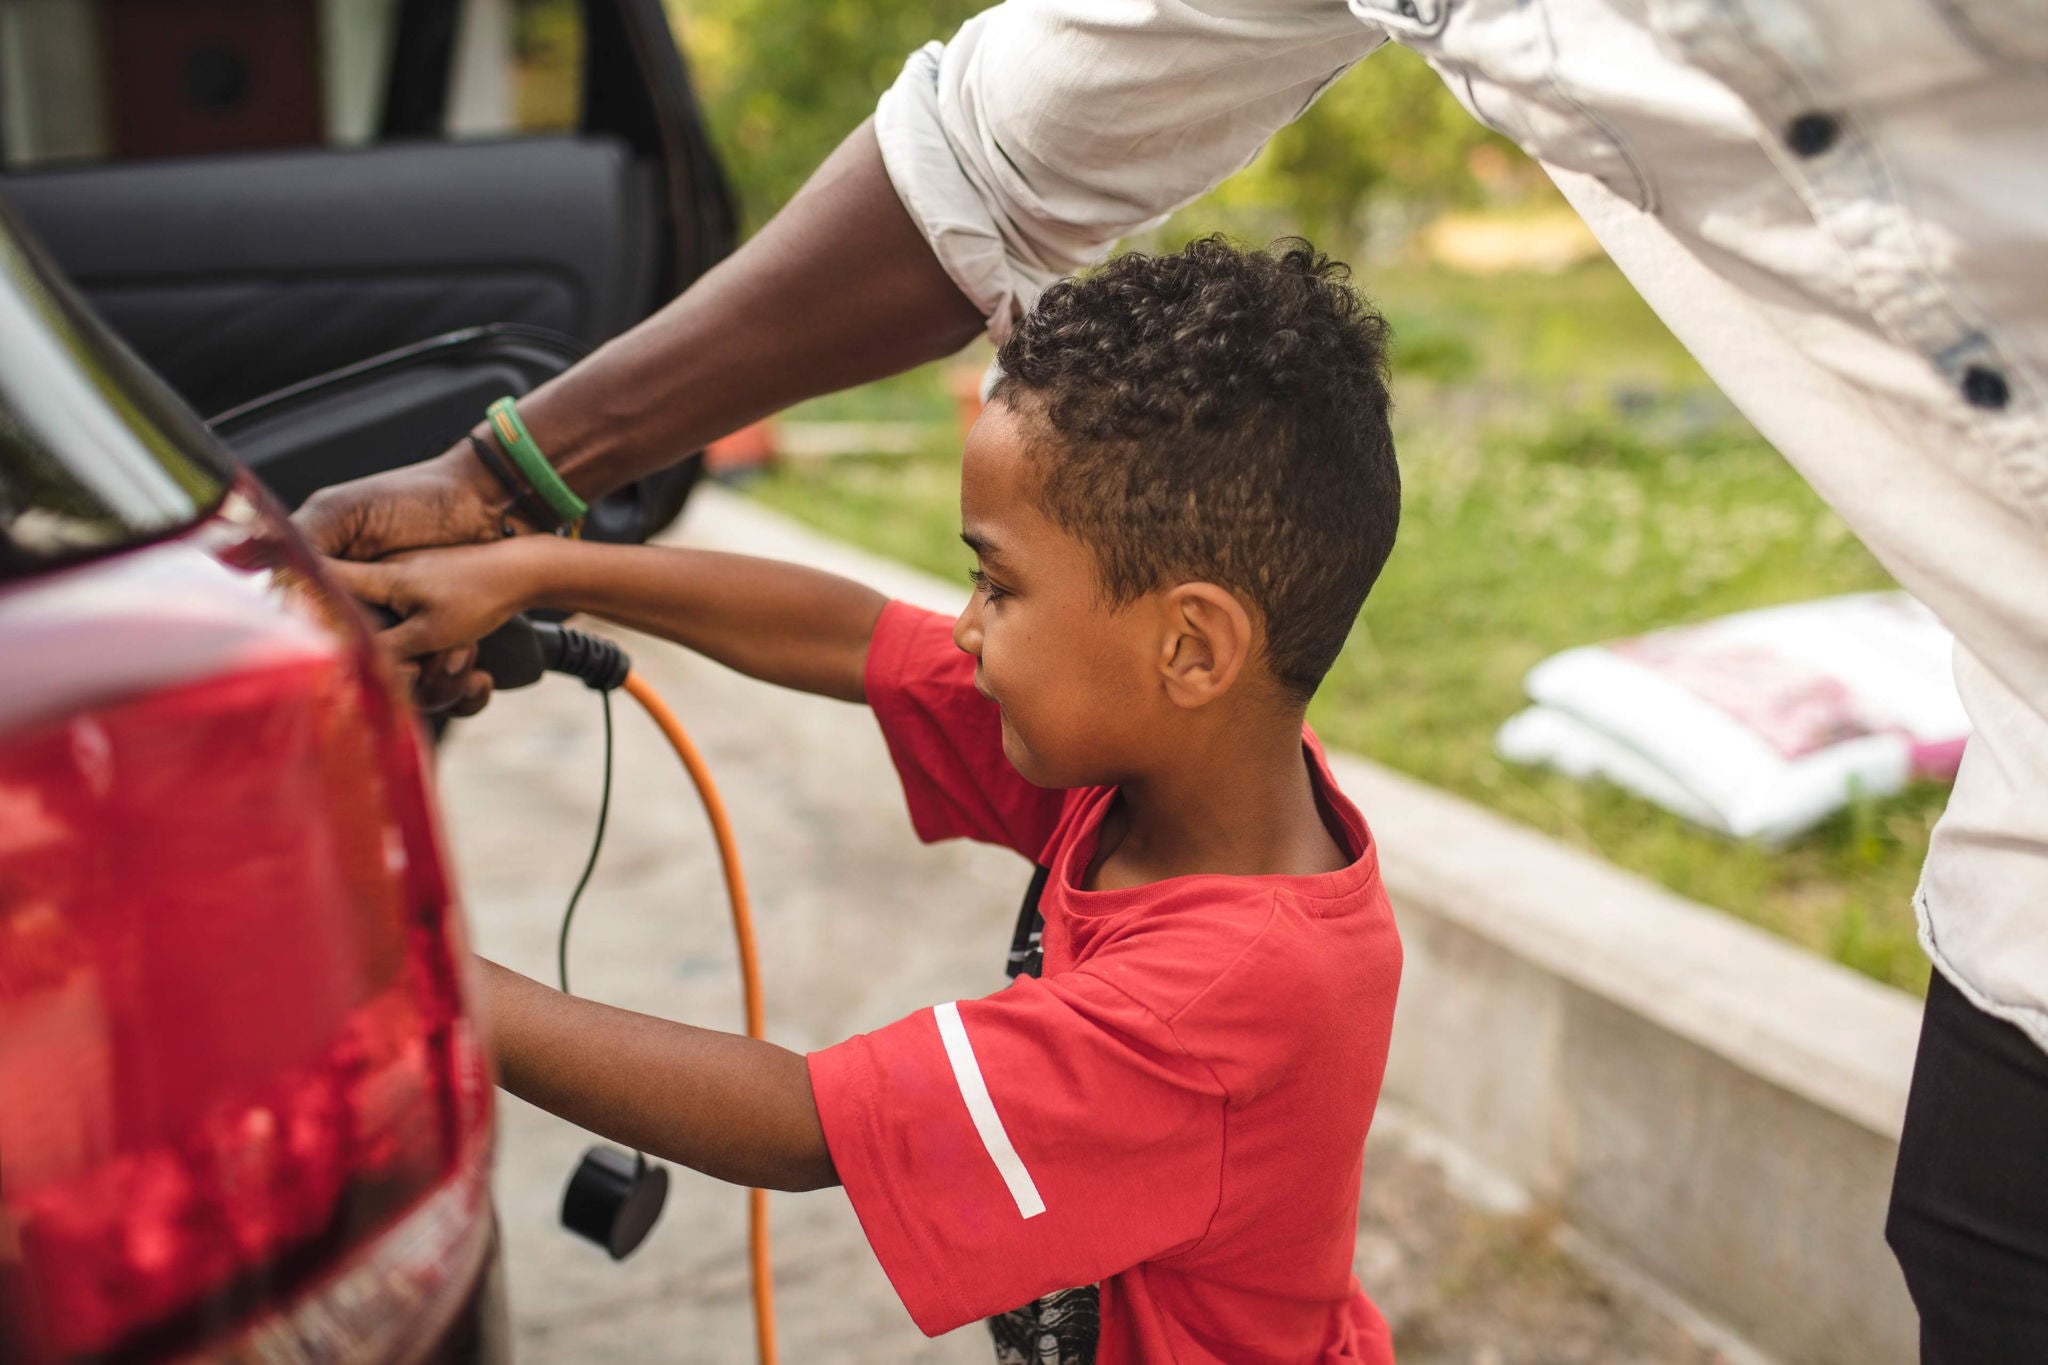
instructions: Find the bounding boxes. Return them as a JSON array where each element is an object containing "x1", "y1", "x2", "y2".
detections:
[{"x1": 469, "y1": 614, "x2": 629, "y2": 693}]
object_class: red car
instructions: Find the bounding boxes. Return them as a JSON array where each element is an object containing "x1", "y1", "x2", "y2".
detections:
[
  {"x1": 0, "y1": 204, "x2": 506, "y2": 1361},
  {"x1": 1, "y1": 2, "x2": 738, "y2": 1354}
]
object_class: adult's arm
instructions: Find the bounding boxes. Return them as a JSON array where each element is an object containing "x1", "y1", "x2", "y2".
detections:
[
  {"x1": 296, "y1": 119, "x2": 986, "y2": 560},
  {"x1": 300, "y1": 1, "x2": 1386, "y2": 564}
]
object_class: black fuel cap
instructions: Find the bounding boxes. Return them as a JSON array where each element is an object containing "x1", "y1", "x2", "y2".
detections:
[{"x1": 561, "y1": 1146, "x2": 669, "y2": 1260}]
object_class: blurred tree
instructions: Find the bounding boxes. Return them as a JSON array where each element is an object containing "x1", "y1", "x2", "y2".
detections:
[
  {"x1": 1204, "y1": 46, "x2": 1525, "y2": 247},
  {"x1": 666, "y1": 0, "x2": 983, "y2": 229},
  {"x1": 511, "y1": 0, "x2": 582, "y2": 131},
  {"x1": 663, "y1": 0, "x2": 1529, "y2": 245}
]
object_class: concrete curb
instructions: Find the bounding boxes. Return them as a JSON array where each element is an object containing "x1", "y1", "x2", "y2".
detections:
[
  {"x1": 679, "y1": 487, "x2": 1924, "y2": 1365},
  {"x1": 1338, "y1": 756, "x2": 1919, "y2": 1365}
]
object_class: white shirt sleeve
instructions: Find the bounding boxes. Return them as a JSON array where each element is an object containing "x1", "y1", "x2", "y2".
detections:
[{"x1": 875, "y1": 0, "x2": 1385, "y2": 339}]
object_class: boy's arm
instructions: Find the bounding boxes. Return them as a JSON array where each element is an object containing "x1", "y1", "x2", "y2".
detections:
[
  {"x1": 528, "y1": 540, "x2": 887, "y2": 703},
  {"x1": 328, "y1": 537, "x2": 888, "y2": 704},
  {"x1": 477, "y1": 956, "x2": 838, "y2": 1192}
]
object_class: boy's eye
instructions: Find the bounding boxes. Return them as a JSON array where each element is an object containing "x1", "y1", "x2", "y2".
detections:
[{"x1": 967, "y1": 567, "x2": 1009, "y2": 603}]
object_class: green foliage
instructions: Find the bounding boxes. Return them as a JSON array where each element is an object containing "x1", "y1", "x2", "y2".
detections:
[
  {"x1": 1386, "y1": 317, "x2": 1479, "y2": 385},
  {"x1": 669, "y1": 0, "x2": 985, "y2": 228},
  {"x1": 510, "y1": 0, "x2": 582, "y2": 130},
  {"x1": 1195, "y1": 46, "x2": 1521, "y2": 246},
  {"x1": 665, "y1": 2, "x2": 1517, "y2": 235}
]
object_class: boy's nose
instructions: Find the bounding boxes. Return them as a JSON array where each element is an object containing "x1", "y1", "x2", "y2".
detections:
[{"x1": 952, "y1": 601, "x2": 982, "y2": 657}]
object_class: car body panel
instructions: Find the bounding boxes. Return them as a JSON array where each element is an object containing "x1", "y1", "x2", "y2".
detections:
[{"x1": 0, "y1": 175, "x2": 505, "y2": 1365}]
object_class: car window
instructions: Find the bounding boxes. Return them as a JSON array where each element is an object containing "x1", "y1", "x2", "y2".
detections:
[
  {"x1": 0, "y1": 0, "x2": 583, "y2": 170},
  {"x1": 503, "y1": 0, "x2": 583, "y2": 137},
  {"x1": 449, "y1": 0, "x2": 587, "y2": 141}
]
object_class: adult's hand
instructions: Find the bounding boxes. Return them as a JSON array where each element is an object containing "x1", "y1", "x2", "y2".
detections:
[{"x1": 296, "y1": 443, "x2": 517, "y2": 563}]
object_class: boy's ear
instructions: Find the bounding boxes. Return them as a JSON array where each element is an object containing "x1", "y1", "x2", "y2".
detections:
[{"x1": 1156, "y1": 583, "x2": 1255, "y2": 709}]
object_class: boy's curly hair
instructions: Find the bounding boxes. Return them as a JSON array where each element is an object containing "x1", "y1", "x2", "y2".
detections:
[{"x1": 992, "y1": 236, "x2": 1399, "y2": 700}]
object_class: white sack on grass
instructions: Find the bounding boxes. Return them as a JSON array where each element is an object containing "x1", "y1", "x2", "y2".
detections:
[{"x1": 1494, "y1": 592, "x2": 1968, "y2": 845}]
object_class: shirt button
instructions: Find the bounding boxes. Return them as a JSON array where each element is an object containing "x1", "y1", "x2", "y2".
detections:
[
  {"x1": 1963, "y1": 365, "x2": 2011, "y2": 411},
  {"x1": 1785, "y1": 112, "x2": 1840, "y2": 157}
]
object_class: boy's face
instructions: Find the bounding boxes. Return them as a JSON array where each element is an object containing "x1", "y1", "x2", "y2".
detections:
[{"x1": 954, "y1": 399, "x2": 1161, "y2": 789}]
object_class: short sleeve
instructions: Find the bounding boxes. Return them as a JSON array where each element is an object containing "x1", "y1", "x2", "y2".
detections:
[
  {"x1": 863, "y1": 600, "x2": 1068, "y2": 859},
  {"x1": 807, "y1": 972, "x2": 1225, "y2": 1335},
  {"x1": 875, "y1": 1, "x2": 1385, "y2": 336}
]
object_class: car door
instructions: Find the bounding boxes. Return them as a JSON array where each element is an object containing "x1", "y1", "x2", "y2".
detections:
[{"x1": 0, "y1": 0, "x2": 734, "y2": 539}]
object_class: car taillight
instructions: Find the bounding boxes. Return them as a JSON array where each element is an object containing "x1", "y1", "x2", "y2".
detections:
[{"x1": 0, "y1": 579, "x2": 491, "y2": 1363}]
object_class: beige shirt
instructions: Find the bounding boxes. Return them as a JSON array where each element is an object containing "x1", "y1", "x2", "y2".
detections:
[{"x1": 875, "y1": 0, "x2": 2048, "y2": 1044}]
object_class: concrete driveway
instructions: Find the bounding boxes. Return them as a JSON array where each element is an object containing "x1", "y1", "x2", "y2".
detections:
[
  {"x1": 436, "y1": 491, "x2": 1740, "y2": 1365},
  {"x1": 439, "y1": 497, "x2": 1016, "y2": 1362}
]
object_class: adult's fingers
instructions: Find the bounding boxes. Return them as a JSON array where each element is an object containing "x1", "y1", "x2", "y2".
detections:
[
  {"x1": 448, "y1": 669, "x2": 496, "y2": 718},
  {"x1": 372, "y1": 650, "x2": 490, "y2": 718},
  {"x1": 295, "y1": 450, "x2": 498, "y2": 561},
  {"x1": 411, "y1": 645, "x2": 480, "y2": 713},
  {"x1": 296, "y1": 482, "x2": 371, "y2": 559},
  {"x1": 381, "y1": 611, "x2": 472, "y2": 666}
]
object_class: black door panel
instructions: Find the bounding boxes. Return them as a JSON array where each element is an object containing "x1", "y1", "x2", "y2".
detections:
[
  {"x1": 4, "y1": 137, "x2": 657, "y2": 416},
  {"x1": 211, "y1": 324, "x2": 697, "y2": 545},
  {"x1": 211, "y1": 325, "x2": 589, "y2": 510},
  {"x1": 0, "y1": 0, "x2": 733, "y2": 543}
]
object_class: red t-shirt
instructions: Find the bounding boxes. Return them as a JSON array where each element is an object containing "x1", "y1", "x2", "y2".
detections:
[{"x1": 808, "y1": 603, "x2": 1402, "y2": 1364}]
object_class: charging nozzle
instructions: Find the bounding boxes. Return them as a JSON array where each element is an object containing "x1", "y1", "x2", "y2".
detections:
[
  {"x1": 471, "y1": 614, "x2": 546, "y2": 689},
  {"x1": 533, "y1": 621, "x2": 632, "y2": 692},
  {"x1": 471, "y1": 616, "x2": 631, "y2": 692}
]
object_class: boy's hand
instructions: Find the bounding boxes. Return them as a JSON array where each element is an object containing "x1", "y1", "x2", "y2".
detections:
[{"x1": 325, "y1": 539, "x2": 553, "y2": 711}]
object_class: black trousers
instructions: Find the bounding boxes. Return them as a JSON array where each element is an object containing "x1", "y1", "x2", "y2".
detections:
[{"x1": 1888, "y1": 968, "x2": 2048, "y2": 1363}]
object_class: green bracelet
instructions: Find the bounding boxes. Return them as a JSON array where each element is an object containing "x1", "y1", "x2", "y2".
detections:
[{"x1": 487, "y1": 397, "x2": 588, "y2": 526}]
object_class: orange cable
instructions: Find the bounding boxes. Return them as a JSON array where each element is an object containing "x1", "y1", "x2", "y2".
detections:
[{"x1": 622, "y1": 670, "x2": 778, "y2": 1365}]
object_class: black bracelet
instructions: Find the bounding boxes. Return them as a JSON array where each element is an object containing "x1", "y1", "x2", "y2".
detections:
[{"x1": 467, "y1": 430, "x2": 562, "y2": 533}]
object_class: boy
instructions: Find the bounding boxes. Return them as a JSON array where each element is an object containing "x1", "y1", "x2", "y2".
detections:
[{"x1": 335, "y1": 237, "x2": 1404, "y2": 1363}]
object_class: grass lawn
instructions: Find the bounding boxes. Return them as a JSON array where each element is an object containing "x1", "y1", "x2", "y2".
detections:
[{"x1": 749, "y1": 257, "x2": 1937, "y2": 994}]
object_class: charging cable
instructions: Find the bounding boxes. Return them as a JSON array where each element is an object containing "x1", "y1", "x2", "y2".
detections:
[
  {"x1": 620, "y1": 670, "x2": 777, "y2": 1365},
  {"x1": 417, "y1": 610, "x2": 780, "y2": 1365}
]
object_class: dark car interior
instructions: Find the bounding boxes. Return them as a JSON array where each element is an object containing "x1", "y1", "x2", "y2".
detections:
[
  {"x1": 11, "y1": 138, "x2": 658, "y2": 418},
  {"x1": 0, "y1": 0, "x2": 735, "y2": 543}
]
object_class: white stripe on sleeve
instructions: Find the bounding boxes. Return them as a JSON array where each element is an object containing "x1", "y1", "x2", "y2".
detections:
[{"x1": 932, "y1": 1000, "x2": 1046, "y2": 1219}]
